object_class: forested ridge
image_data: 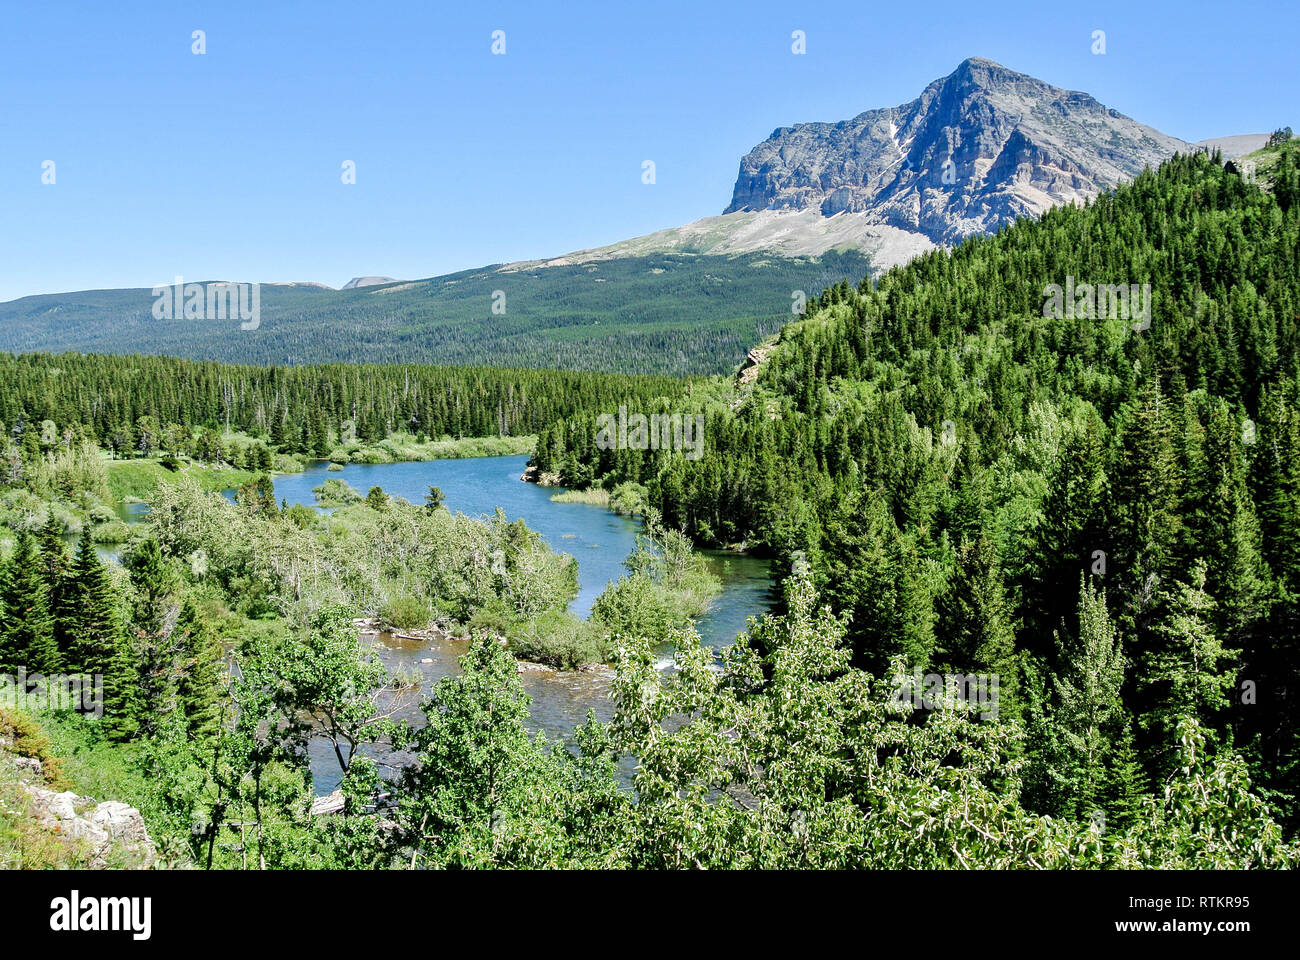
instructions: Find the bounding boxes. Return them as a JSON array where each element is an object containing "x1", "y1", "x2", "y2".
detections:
[
  {"x1": 0, "y1": 252, "x2": 876, "y2": 376},
  {"x1": 531, "y1": 146, "x2": 1300, "y2": 832},
  {"x1": 0, "y1": 353, "x2": 691, "y2": 453}
]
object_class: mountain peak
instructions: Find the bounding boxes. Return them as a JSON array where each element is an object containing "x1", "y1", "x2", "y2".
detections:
[
  {"x1": 724, "y1": 59, "x2": 1188, "y2": 242},
  {"x1": 951, "y1": 55, "x2": 1010, "y2": 77}
]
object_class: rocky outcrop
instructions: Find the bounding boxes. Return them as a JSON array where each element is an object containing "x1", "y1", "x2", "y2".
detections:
[
  {"x1": 23, "y1": 786, "x2": 157, "y2": 869},
  {"x1": 725, "y1": 57, "x2": 1190, "y2": 245}
]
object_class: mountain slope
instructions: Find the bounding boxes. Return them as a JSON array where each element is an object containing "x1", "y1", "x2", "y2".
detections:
[
  {"x1": 0, "y1": 253, "x2": 875, "y2": 376},
  {"x1": 725, "y1": 57, "x2": 1189, "y2": 243},
  {"x1": 0, "y1": 58, "x2": 1195, "y2": 375}
]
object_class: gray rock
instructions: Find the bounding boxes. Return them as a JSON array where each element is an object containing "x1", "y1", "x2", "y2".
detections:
[
  {"x1": 12, "y1": 755, "x2": 42, "y2": 776},
  {"x1": 724, "y1": 57, "x2": 1190, "y2": 245},
  {"x1": 26, "y1": 787, "x2": 157, "y2": 868}
]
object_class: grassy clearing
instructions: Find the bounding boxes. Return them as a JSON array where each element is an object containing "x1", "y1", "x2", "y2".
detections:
[
  {"x1": 105, "y1": 458, "x2": 259, "y2": 502},
  {"x1": 328, "y1": 432, "x2": 535, "y2": 465},
  {"x1": 549, "y1": 487, "x2": 610, "y2": 507}
]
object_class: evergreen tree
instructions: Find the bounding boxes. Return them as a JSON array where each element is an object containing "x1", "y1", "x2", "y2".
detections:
[
  {"x1": 1050, "y1": 577, "x2": 1126, "y2": 820},
  {"x1": 66, "y1": 534, "x2": 141, "y2": 740},
  {"x1": 36, "y1": 514, "x2": 75, "y2": 661},
  {"x1": 937, "y1": 531, "x2": 1021, "y2": 721},
  {"x1": 424, "y1": 485, "x2": 446, "y2": 512},
  {"x1": 174, "y1": 598, "x2": 224, "y2": 742},
  {"x1": 1024, "y1": 420, "x2": 1109, "y2": 657},
  {"x1": 0, "y1": 530, "x2": 62, "y2": 673},
  {"x1": 1110, "y1": 375, "x2": 1182, "y2": 627},
  {"x1": 1182, "y1": 399, "x2": 1271, "y2": 652},
  {"x1": 1101, "y1": 720, "x2": 1147, "y2": 833},
  {"x1": 124, "y1": 537, "x2": 181, "y2": 735},
  {"x1": 1138, "y1": 561, "x2": 1236, "y2": 777}
]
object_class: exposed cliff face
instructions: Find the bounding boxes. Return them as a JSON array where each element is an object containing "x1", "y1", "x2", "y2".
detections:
[{"x1": 725, "y1": 57, "x2": 1190, "y2": 244}]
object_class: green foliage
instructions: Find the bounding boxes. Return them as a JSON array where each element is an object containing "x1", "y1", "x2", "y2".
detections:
[
  {"x1": 380, "y1": 593, "x2": 431, "y2": 632},
  {"x1": 505, "y1": 610, "x2": 611, "y2": 670},
  {"x1": 532, "y1": 149, "x2": 1300, "y2": 834},
  {"x1": 0, "y1": 530, "x2": 61, "y2": 673},
  {"x1": 590, "y1": 510, "x2": 720, "y2": 643},
  {"x1": 395, "y1": 635, "x2": 618, "y2": 868},
  {"x1": 0, "y1": 252, "x2": 878, "y2": 376},
  {"x1": 312, "y1": 478, "x2": 362, "y2": 507}
]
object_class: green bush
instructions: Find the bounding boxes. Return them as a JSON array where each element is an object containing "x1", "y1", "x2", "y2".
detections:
[
  {"x1": 89, "y1": 519, "x2": 132, "y2": 544},
  {"x1": 312, "y1": 478, "x2": 362, "y2": 507},
  {"x1": 381, "y1": 594, "x2": 431, "y2": 632},
  {"x1": 591, "y1": 572, "x2": 691, "y2": 643},
  {"x1": 507, "y1": 611, "x2": 612, "y2": 669}
]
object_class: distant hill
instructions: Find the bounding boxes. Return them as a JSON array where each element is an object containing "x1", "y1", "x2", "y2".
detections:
[
  {"x1": 0, "y1": 58, "x2": 1199, "y2": 375},
  {"x1": 0, "y1": 253, "x2": 874, "y2": 376}
]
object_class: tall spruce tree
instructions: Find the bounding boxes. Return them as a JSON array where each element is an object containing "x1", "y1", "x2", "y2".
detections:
[
  {"x1": 173, "y1": 597, "x2": 224, "y2": 742},
  {"x1": 1138, "y1": 561, "x2": 1237, "y2": 777},
  {"x1": 0, "y1": 530, "x2": 62, "y2": 674},
  {"x1": 1110, "y1": 374, "x2": 1182, "y2": 629},
  {"x1": 1050, "y1": 577, "x2": 1127, "y2": 820},
  {"x1": 936, "y1": 531, "x2": 1021, "y2": 721},
  {"x1": 66, "y1": 533, "x2": 141, "y2": 740}
]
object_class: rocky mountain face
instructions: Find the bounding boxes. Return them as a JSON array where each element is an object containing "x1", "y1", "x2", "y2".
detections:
[{"x1": 724, "y1": 57, "x2": 1190, "y2": 244}]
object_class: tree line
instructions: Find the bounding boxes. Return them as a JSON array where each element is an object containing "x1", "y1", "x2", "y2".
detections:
[
  {"x1": 529, "y1": 148, "x2": 1300, "y2": 833},
  {"x1": 0, "y1": 353, "x2": 691, "y2": 461}
]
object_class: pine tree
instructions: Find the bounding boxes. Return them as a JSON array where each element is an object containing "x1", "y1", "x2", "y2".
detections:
[
  {"x1": 1024, "y1": 420, "x2": 1109, "y2": 658},
  {"x1": 1051, "y1": 577, "x2": 1127, "y2": 819},
  {"x1": 1138, "y1": 561, "x2": 1236, "y2": 777},
  {"x1": 67, "y1": 534, "x2": 141, "y2": 740},
  {"x1": 125, "y1": 537, "x2": 174, "y2": 638},
  {"x1": 1110, "y1": 375, "x2": 1182, "y2": 627},
  {"x1": 174, "y1": 598, "x2": 224, "y2": 742},
  {"x1": 125, "y1": 537, "x2": 180, "y2": 735},
  {"x1": 937, "y1": 531, "x2": 1021, "y2": 721},
  {"x1": 424, "y1": 485, "x2": 446, "y2": 512},
  {"x1": 1101, "y1": 720, "x2": 1147, "y2": 832},
  {"x1": 1182, "y1": 399, "x2": 1271, "y2": 652},
  {"x1": 0, "y1": 530, "x2": 62, "y2": 673}
]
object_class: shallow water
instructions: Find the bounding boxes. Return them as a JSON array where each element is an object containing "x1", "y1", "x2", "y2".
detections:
[{"x1": 265, "y1": 455, "x2": 775, "y2": 793}]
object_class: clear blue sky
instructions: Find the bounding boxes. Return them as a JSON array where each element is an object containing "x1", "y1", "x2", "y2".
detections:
[{"x1": 1, "y1": 0, "x2": 1295, "y2": 302}]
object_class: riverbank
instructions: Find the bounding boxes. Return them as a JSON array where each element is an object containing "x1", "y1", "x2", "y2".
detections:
[
  {"x1": 104, "y1": 433, "x2": 538, "y2": 505},
  {"x1": 324, "y1": 432, "x2": 535, "y2": 466},
  {"x1": 106, "y1": 458, "x2": 261, "y2": 502}
]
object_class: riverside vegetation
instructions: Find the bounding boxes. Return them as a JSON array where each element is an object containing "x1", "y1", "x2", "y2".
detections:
[
  {"x1": 1, "y1": 145, "x2": 1298, "y2": 867},
  {"x1": 529, "y1": 145, "x2": 1300, "y2": 841}
]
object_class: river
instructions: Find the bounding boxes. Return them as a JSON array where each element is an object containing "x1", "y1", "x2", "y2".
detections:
[{"x1": 261, "y1": 455, "x2": 774, "y2": 793}]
